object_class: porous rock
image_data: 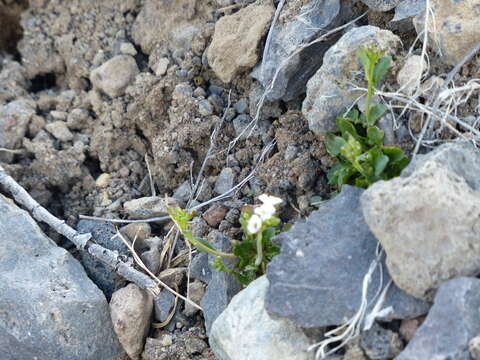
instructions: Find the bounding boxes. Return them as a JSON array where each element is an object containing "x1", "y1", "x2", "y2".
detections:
[
  {"x1": 266, "y1": 185, "x2": 429, "y2": 328},
  {"x1": 210, "y1": 276, "x2": 314, "y2": 360},
  {"x1": 207, "y1": 0, "x2": 274, "y2": 83},
  {"x1": 0, "y1": 195, "x2": 124, "y2": 360},
  {"x1": 302, "y1": 26, "x2": 400, "y2": 135},
  {"x1": 414, "y1": 0, "x2": 480, "y2": 65},
  {"x1": 397, "y1": 277, "x2": 480, "y2": 360},
  {"x1": 361, "y1": 142, "x2": 480, "y2": 299}
]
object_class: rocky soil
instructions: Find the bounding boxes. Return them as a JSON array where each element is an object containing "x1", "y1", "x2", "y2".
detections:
[{"x1": 0, "y1": 0, "x2": 479, "y2": 359}]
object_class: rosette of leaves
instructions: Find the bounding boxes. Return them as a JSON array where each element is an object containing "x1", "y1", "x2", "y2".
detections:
[{"x1": 326, "y1": 46, "x2": 409, "y2": 188}]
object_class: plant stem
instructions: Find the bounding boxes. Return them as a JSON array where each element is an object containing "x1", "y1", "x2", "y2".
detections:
[
  {"x1": 255, "y1": 232, "x2": 263, "y2": 266},
  {"x1": 364, "y1": 66, "x2": 375, "y2": 124}
]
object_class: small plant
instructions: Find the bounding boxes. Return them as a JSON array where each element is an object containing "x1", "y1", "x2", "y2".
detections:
[
  {"x1": 326, "y1": 46, "x2": 409, "y2": 189},
  {"x1": 168, "y1": 194, "x2": 287, "y2": 285}
]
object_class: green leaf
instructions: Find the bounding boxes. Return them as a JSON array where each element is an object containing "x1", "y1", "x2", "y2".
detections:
[
  {"x1": 340, "y1": 134, "x2": 363, "y2": 163},
  {"x1": 367, "y1": 126, "x2": 384, "y2": 146},
  {"x1": 345, "y1": 108, "x2": 360, "y2": 121},
  {"x1": 195, "y1": 237, "x2": 217, "y2": 252},
  {"x1": 325, "y1": 133, "x2": 347, "y2": 157},
  {"x1": 382, "y1": 146, "x2": 407, "y2": 163},
  {"x1": 367, "y1": 104, "x2": 388, "y2": 126},
  {"x1": 336, "y1": 118, "x2": 358, "y2": 139},
  {"x1": 371, "y1": 149, "x2": 389, "y2": 177},
  {"x1": 357, "y1": 47, "x2": 371, "y2": 79},
  {"x1": 373, "y1": 56, "x2": 391, "y2": 87}
]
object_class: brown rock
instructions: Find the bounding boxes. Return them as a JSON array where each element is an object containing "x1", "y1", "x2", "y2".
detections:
[
  {"x1": 110, "y1": 284, "x2": 153, "y2": 360},
  {"x1": 202, "y1": 203, "x2": 228, "y2": 228},
  {"x1": 400, "y1": 316, "x2": 425, "y2": 342},
  {"x1": 207, "y1": 0, "x2": 274, "y2": 83}
]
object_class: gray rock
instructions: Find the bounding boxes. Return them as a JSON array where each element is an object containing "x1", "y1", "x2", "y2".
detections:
[
  {"x1": 234, "y1": 98, "x2": 249, "y2": 114},
  {"x1": 198, "y1": 99, "x2": 214, "y2": 116},
  {"x1": 214, "y1": 168, "x2": 235, "y2": 195},
  {"x1": 183, "y1": 280, "x2": 206, "y2": 317},
  {"x1": 201, "y1": 231, "x2": 242, "y2": 334},
  {"x1": 210, "y1": 276, "x2": 314, "y2": 360},
  {"x1": 191, "y1": 252, "x2": 212, "y2": 284},
  {"x1": 266, "y1": 186, "x2": 429, "y2": 328},
  {"x1": 302, "y1": 26, "x2": 400, "y2": 135},
  {"x1": 90, "y1": 55, "x2": 139, "y2": 98},
  {"x1": 45, "y1": 121, "x2": 74, "y2": 142},
  {"x1": 396, "y1": 55, "x2": 426, "y2": 94},
  {"x1": 154, "y1": 290, "x2": 176, "y2": 323},
  {"x1": 123, "y1": 196, "x2": 178, "y2": 219},
  {"x1": 360, "y1": 0, "x2": 402, "y2": 11},
  {"x1": 110, "y1": 283, "x2": 153, "y2": 360},
  {"x1": 140, "y1": 238, "x2": 162, "y2": 275},
  {"x1": 397, "y1": 277, "x2": 480, "y2": 360},
  {"x1": 360, "y1": 322, "x2": 404, "y2": 359},
  {"x1": 414, "y1": 0, "x2": 480, "y2": 65},
  {"x1": 470, "y1": 336, "x2": 480, "y2": 360},
  {"x1": 172, "y1": 181, "x2": 193, "y2": 204},
  {"x1": 361, "y1": 142, "x2": 480, "y2": 299},
  {"x1": 253, "y1": 0, "x2": 342, "y2": 101},
  {"x1": 77, "y1": 220, "x2": 129, "y2": 298},
  {"x1": 0, "y1": 195, "x2": 124, "y2": 360},
  {"x1": 392, "y1": 0, "x2": 426, "y2": 22}
]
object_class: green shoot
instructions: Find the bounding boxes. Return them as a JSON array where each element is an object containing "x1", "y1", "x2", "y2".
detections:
[{"x1": 325, "y1": 46, "x2": 409, "y2": 189}]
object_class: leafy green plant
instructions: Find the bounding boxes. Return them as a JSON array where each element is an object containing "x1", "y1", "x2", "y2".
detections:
[
  {"x1": 168, "y1": 195, "x2": 287, "y2": 285},
  {"x1": 326, "y1": 46, "x2": 409, "y2": 189}
]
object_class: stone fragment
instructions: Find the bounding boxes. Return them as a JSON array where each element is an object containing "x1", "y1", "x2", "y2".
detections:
[
  {"x1": 77, "y1": 220, "x2": 129, "y2": 298},
  {"x1": 90, "y1": 55, "x2": 139, "y2": 98},
  {"x1": 253, "y1": 0, "x2": 343, "y2": 101},
  {"x1": 210, "y1": 276, "x2": 314, "y2": 360},
  {"x1": 110, "y1": 284, "x2": 153, "y2": 360},
  {"x1": 470, "y1": 336, "x2": 480, "y2": 360},
  {"x1": 302, "y1": 26, "x2": 400, "y2": 135},
  {"x1": 123, "y1": 196, "x2": 178, "y2": 219},
  {"x1": 183, "y1": 280, "x2": 206, "y2": 317},
  {"x1": 397, "y1": 55, "x2": 426, "y2": 94},
  {"x1": 414, "y1": 0, "x2": 480, "y2": 65},
  {"x1": 266, "y1": 186, "x2": 429, "y2": 328},
  {"x1": 360, "y1": 322, "x2": 404, "y2": 359},
  {"x1": 360, "y1": 0, "x2": 402, "y2": 11},
  {"x1": 207, "y1": 0, "x2": 274, "y2": 83},
  {"x1": 0, "y1": 195, "x2": 124, "y2": 359},
  {"x1": 152, "y1": 57, "x2": 169, "y2": 76},
  {"x1": 397, "y1": 277, "x2": 480, "y2": 360},
  {"x1": 95, "y1": 173, "x2": 111, "y2": 188},
  {"x1": 214, "y1": 168, "x2": 235, "y2": 195},
  {"x1": 361, "y1": 142, "x2": 480, "y2": 299},
  {"x1": 203, "y1": 203, "x2": 228, "y2": 227},
  {"x1": 45, "y1": 121, "x2": 74, "y2": 141},
  {"x1": 399, "y1": 316, "x2": 425, "y2": 342},
  {"x1": 392, "y1": 0, "x2": 426, "y2": 22},
  {"x1": 201, "y1": 231, "x2": 242, "y2": 334}
]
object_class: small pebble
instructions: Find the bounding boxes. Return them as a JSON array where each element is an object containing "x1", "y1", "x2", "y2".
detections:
[
  {"x1": 198, "y1": 99, "x2": 214, "y2": 116},
  {"x1": 120, "y1": 42, "x2": 137, "y2": 56},
  {"x1": 95, "y1": 173, "x2": 111, "y2": 188}
]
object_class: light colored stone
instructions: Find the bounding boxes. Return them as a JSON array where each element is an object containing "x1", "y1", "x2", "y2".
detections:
[
  {"x1": 302, "y1": 26, "x2": 400, "y2": 135},
  {"x1": 210, "y1": 276, "x2": 314, "y2": 360},
  {"x1": 45, "y1": 121, "x2": 74, "y2": 141},
  {"x1": 470, "y1": 336, "x2": 480, "y2": 360},
  {"x1": 207, "y1": 0, "x2": 274, "y2": 83},
  {"x1": 414, "y1": 0, "x2": 480, "y2": 65},
  {"x1": 360, "y1": 0, "x2": 402, "y2": 11},
  {"x1": 110, "y1": 283, "x2": 153, "y2": 359},
  {"x1": 90, "y1": 55, "x2": 139, "y2": 98},
  {"x1": 397, "y1": 55, "x2": 426, "y2": 94},
  {"x1": 123, "y1": 196, "x2": 178, "y2": 219},
  {"x1": 120, "y1": 42, "x2": 137, "y2": 56},
  {"x1": 95, "y1": 173, "x2": 111, "y2": 188},
  {"x1": 0, "y1": 98, "x2": 35, "y2": 157},
  {"x1": 153, "y1": 57, "x2": 169, "y2": 76},
  {"x1": 183, "y1": 280, "x2": 206, "y2": 317},
  {"x1": 361, "y1": 142, "x2": 480, "y2": 299}
]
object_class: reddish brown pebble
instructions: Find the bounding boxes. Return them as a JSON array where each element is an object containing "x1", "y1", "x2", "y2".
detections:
[
  {"x1": 400, "y1": 316, "x2": 425, "y2": 342},
  {"x1": 202, "y1": 203, "x2": 228, "y2": 227}
]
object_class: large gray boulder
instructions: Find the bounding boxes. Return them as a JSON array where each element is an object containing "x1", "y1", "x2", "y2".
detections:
[
  {"x1": 302, "y1": 26, "x2": 400, "y2": 135},
  {"x1": 0, "y1": 195, "x2": 125, "y2": 360},
  {"x1": 210, "y1": 276, "x2": 314, "y2": 360},
  {"x1": 397, "y1": 277, "x2": 480, "y2": 360},
  {"x1": 361, "y1": 142, "x2": 480, "y2": 299},
  {"x1": 266, "y1": 186, "x2": 429, "y2": 328},
  {"x1": 253, "y1": 0, "x2": 343, "y2": 101}
]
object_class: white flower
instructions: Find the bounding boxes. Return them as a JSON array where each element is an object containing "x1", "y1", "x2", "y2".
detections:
[
  {"x1": 247, "y1": 214, "x2": 262, "y2": 234},
  {"x1": 254, "y1": 203, "x2": 276, "y2": 221},
  {"x1": 258, "y1": 194, "x2": 283, "y2": 207}
]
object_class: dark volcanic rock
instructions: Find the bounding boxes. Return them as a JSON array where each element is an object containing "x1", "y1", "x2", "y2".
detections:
[
  {"x1": 397, "y1": 277, "x2": 480, "y2": 360},
  {"x1": 266, "y1": 185, "x2": 429, "y2": 328}
]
